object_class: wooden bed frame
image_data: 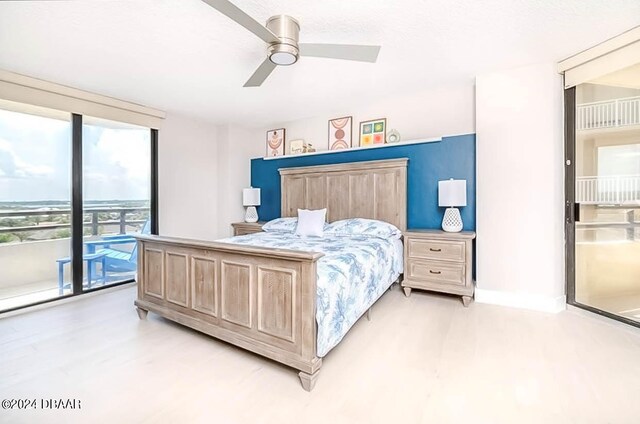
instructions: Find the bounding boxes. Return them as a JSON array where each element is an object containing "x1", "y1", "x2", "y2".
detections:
[{"x1": 134, "y1": 158, "x2": 407, "y2": 391}]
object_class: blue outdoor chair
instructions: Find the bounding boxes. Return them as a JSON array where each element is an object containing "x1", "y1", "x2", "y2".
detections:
[
  {"x1": 55, "y1": 220, "x2": 151, "y2": 290},
  {"x1": 84, "y1": 220, "x2": 151, "y2": 275}
]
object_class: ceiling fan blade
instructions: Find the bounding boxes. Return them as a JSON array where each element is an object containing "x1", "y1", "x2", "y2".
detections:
[
  {"x1": 299, "y1": 43, "x2": 381, "y2": 63},
  {"x1": 244, "y1": 58, "x2": 277, "y2": 87},
  {"x1": 201, "y1": 0, "x2": 279, "y2": 44}
]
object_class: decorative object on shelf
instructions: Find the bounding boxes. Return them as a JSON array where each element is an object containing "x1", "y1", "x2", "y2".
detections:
[
  {"x1": 359, "y1": 118, "x2": 386, "y2": 147},
  {"x1": 242, "y1": 187, "x2": 261, "y2": 223},
  {"x1": 387, "y1": 129, "x2": 401, "y2": 143},
  {"x1": 290, "y1": 139, "x2": 305, "y2": 154},
  {"x1": 289, "y1": 140, "x2": 317, "y2": 154},
  {"x1": 438, "y1": 179, "x2": 467, "y2": 232},
  {"x1": 266, "y1": 128, "x2": 285, "y2": 157},
  {"x1": 328, "y1": 116, "x2": 352, "y2": 150}
]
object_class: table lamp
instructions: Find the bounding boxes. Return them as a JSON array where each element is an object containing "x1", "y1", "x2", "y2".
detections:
[
  {"x1": 243, "y1": 187, "x2": 261, "y2": 223},
  {"x1": 438, "y1": 179, "x2": 466, "y2": 232}
]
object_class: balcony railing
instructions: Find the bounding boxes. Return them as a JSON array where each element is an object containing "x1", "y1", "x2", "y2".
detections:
[
  {"x1": 576, "y1": 175, "x2": 640, "y2": 205},
  {"x1": 0, "y1": 207, "x2": 149, "y2": 239},
  {"x1": 577, "y1": 96, "x2": 640, "y2": 131}
]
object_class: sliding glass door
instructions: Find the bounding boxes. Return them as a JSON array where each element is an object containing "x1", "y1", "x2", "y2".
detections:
[
  {"x1": 0, "y1": 104, "x2": 156, "y2": 313},
  {"x1": 0, "y1": 102, "x2": 72, "y2": 310},
  {"x1": 82, "y1": 117, "x2": 151, "y2": 288},
  {"x1": 567, "y1": 64, "x2": 640, "y2": 325}
]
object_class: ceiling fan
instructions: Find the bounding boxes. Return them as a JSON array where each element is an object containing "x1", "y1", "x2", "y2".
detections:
[{"x1": 201, "y1": 0, "x2": 382, "y2": 87}]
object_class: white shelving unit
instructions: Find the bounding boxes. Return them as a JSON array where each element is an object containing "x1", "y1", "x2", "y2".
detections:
[{"x1": 262, "y1": 137, "x2": 442, "y2": 160}]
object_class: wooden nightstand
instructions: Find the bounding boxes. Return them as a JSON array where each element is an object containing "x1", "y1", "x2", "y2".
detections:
[
  {"x1": 402, "y1": 229, "x2": 476, "y2": 306},
  {"x1": 231, "y1": 221, "x2": 265, "y2": 236}
]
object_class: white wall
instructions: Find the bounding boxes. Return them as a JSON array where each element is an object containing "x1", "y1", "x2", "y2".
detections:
[
  {"x1": 216, "y1": 124, "x2": 263, "y2": 237},
  {"x1": 475, "y1": 62, "x2": 566, "y2": 313},
  {"x1": 268, "y1": 83, "x2": 475, "y2": 153},
  {"x1": 158, "y1": 112, "x2": 220, "y2": 240}
]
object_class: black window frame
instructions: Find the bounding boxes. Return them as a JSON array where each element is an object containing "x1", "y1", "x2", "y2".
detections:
[
  {"x1": 564, "y1": 86, "x2": 640, "y2": 329},
  {"x1": 0, "y1": 114, "x2": 159, "y2": 315}
]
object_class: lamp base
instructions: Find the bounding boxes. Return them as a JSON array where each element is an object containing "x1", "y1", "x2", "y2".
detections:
[
  {"x1": 442, "y1": 207, "x2": 463, "y2": 232},
  {"x1": 245, "y1": 206, "x2": 258, "y2": 223}
]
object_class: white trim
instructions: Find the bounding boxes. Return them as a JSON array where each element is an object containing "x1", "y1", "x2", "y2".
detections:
[
  {"x1": 0, "y1": 69, "x2": 165, "y2": 128},
  {"x1": 262, "y1": 137, "x2": 441, "y2": 160},
  {"x1": 0, "y1": 282, "x2": 136, "y2": 320},
  {"x1": 475, "y1": 288, "x2": 566, "y2": 314},
  {"x1": 558, "y1": 26, "x2": 640, "y2": 72},
  {"x1": 557, "y1": 25, "x2": 640, "y2": 88}
]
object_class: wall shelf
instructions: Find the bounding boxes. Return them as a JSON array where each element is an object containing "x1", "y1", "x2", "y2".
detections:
[{"x1": 262, "y1": 137, "x2": 442, "y2": 160}]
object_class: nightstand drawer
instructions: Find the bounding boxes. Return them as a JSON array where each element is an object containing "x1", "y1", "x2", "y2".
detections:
[
  {"x1": 231, "y1": 222, "x2": 265, "y2": 236},
  {"x1": 407, "y1": 239, "x2": 465, "y2": 262},
  {"x1": 406, "y1": 259, "x2": 465, "y2": 286},
  {"x1": 235, "y1": 228, "x2": 260, "y2": 236}
]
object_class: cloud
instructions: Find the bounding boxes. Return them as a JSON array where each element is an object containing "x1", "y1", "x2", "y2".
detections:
[{"x1": 0, "y1": 138, "x2": 54, "y2": 179}]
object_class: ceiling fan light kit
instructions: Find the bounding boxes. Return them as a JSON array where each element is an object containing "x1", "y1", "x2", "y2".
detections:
[
  {"x1": 266, "y1": 15, "x2": 300, "y2": 66},
  {"x1": 202, "y1": 0, "x2": 381, "y2": 86}
]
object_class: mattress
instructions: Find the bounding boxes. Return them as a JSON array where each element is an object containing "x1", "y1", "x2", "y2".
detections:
[{"x1": 217, "y1": 232, "x2": 403, "y2": 356}]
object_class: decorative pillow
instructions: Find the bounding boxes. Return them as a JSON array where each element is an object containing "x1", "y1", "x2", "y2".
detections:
[
  {"x1": 325, "y1": 218, "x2": 402, "y2": 239},
  {"x1": 295, "y1": 209, "x2": 327, "y2": 237},
  {"x1": 262, "y1": 217, "x2": 298, "y2": 233}
]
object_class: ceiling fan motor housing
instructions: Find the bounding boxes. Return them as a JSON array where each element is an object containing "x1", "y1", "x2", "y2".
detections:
[{"x1": 266, "y1": 15, "x2": 300, "y2": 65}]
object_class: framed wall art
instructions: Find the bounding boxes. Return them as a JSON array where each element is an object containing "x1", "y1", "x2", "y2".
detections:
[
  {"x1": 290, "y1": 139, "x2": 305, "y2": 154},
  {"x1": 328, "y1": 116, "x2": 352, "y2": 150},
  {"x1": 359, "y1": 118, "x2": 386, "y2": 147},
  {"x1": 266, "y1": 128, "x2": 285, "y2": 157}
]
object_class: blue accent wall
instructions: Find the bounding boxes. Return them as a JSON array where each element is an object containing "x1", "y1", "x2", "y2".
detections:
[{"x1": 250, "y1": 134, "x2": 476, "y2": 231}]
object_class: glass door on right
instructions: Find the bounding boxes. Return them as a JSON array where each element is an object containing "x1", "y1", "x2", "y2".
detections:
[{"x1": 575, "y1": 66, "x2": 640, "y2": 322}]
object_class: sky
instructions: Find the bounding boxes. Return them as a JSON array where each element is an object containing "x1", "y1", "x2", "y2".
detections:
[{"x1": 0, "y1": 108, "x2": 150, "y2": 202}]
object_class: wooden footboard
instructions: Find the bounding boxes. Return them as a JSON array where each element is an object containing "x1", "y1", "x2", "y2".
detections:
[{"x1": 133, "y1": 235, "x2": 324, "y2": 390}]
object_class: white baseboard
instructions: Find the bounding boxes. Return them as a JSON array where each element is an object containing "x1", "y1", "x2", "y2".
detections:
[{"x1": 474, "y1": 288, "x2": 566, "y2": 313}]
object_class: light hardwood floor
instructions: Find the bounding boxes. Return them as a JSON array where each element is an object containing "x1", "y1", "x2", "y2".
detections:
[{"x1": 2, "y1": 285, "x2": 640, "y2": 424}]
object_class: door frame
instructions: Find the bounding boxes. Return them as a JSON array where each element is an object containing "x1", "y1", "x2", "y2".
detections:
[{"x1": 564, "y1": 86, "x2": 640, "y2": 328}]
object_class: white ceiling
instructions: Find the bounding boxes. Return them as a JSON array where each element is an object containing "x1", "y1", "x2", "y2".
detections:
[
  {"x1": 592, "y1": 63, "x2": 640, "y2": 89},
  {"x1": 0, "y1": 0, "x2": 638, "y2": 127}
]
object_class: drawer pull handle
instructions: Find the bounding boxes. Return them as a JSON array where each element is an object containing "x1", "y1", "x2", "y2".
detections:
[
  {"x1": 429, "y1": 270, "x2": 442, "y2": 275},
  {"x1": 429, "y1": 248, "x2": 442, "y2": 252}
]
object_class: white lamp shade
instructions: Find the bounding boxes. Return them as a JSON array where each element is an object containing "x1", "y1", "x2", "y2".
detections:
[
  {"x1": 242, "y1": 188, "x2": 261, "y2": 206},
  {"x1": 438, "y1": 179, "x2": 467, "y2": 207}
]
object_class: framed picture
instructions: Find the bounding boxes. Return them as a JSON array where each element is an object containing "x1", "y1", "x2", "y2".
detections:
[
  {"x1": 328, "y1": 116, "x2": 352, "y2": 150},
  {"x1": 290, "y1": 139, "x2": 305, "y2": 154},
  {"x1": 266, "y1": 128, "x2": 285, "y2": 157},
  {"x1": 359, "y1": 118, "x2": 386, "y2": 147}
]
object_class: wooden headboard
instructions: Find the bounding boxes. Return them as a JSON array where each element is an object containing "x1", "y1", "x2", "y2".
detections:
[{"x1": 278, "y1": 158, "x2": 408, "y2": 231}]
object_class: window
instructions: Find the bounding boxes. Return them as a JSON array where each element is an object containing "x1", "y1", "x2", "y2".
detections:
[
  {"x1": 83, "y1": 117, "x2": 151, "y2": 287},
  {"x1": 0, "y1": 102, "x2": 157, "y2": 313},
  {"x1": 0, "y1": 104, "x2": 72, "y2": 310}
]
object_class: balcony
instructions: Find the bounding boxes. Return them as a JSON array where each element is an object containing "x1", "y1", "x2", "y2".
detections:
[
  {"x1": 577, "y1": 96, "x2": 640, "y2": 131},
  {"x1": 0, "y1": 207, "x2": 148, "y2": 311},
  {"x1": 576, "y1": 175, "x2": 640, "y2": 205}
]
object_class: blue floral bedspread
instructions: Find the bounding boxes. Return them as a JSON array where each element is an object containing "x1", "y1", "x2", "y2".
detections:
[{"x1": 217, "y1": 232, "x2": 403, "y2": 356}]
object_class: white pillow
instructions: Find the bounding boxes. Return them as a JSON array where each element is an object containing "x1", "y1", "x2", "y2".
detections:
[{"x1": 295, "y1": 208, "x2": 327, "y2": 237}]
